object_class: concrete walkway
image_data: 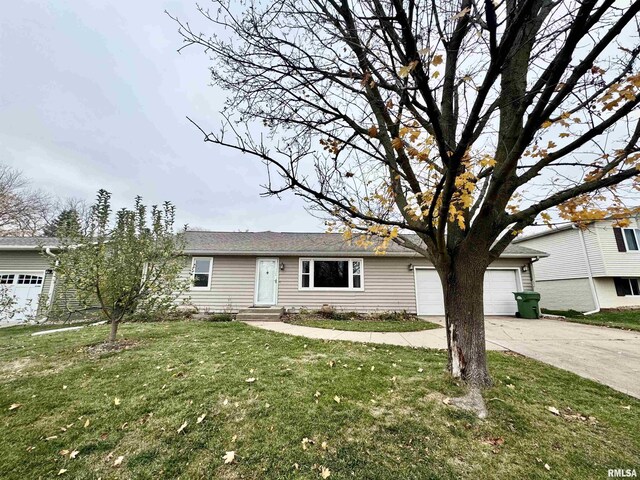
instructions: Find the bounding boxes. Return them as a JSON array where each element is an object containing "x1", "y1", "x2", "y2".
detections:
[{"x1": 248, "y1": 317, "x2": 640, "y2": 399}]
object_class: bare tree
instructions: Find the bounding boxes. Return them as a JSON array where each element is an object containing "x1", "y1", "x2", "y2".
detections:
[
  {"x1": 0, "y1": 165, "x2": 52, "y2": 237},
  {"x1": 171, "y1": 0, "x2": 640, "y2": 410}
]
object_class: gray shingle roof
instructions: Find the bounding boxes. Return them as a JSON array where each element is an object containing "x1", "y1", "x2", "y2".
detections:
[
  {"x1": 0, "y1": 232, "x2": 547, "y2": 258},
  {"x1": 0, "y1": 237, "x2": 59, "y2": 248},
  {"x1": 182, "y1": 231, "x2": 546, "y2": 258}
]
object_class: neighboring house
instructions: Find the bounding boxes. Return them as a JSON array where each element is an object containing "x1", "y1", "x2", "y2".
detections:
[
  {"x1": 0, "y1": 231, "x2": 546, "y2": 324},
  {"x1": 515, "y1": 218, "x2": 640, "y2": 312},
  {"x1": 0, "y1": 237, "x2": 57, "y2": 325}
]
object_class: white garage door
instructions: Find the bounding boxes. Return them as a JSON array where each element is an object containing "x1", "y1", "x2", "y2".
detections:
[
  {"x1": 415, "y1": 269, "x2": 520, "y2": 316},
  {"x1": 0, "y1": 272, "x2": 45, "y2": 325}
]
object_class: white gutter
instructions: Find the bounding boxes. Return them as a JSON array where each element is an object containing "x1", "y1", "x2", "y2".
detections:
[{"x1": 577, "y1": 228, "x2": 601, "y2": 315}]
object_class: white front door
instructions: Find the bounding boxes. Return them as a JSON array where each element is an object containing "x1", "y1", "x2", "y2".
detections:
[{"x1": 255, "y1": 259, "x2": 278, "y2": 306}]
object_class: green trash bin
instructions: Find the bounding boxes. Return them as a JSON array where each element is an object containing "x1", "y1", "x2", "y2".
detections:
[{"x1": 513, "y1": 291, "x2": 541, "y2": 319}]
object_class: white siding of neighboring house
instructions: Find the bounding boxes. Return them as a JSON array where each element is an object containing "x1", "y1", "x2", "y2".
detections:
[
  {"x1": 533, "y1": 278, "x2": 597, "y2": 312},
  {"x1": 179, "y1": 254, "x2": 533, "y2": 313},
  {"x1": 593, "y1": 278, "x2": 640, "y2": 309},
  {"x1": 517, "y1": 228, "x2": 592, "y2": 280},
  {"x1": 0, "y1": 250, "x2": 55, "y2": 315},
  {"x1": 593, "y1": 218, "x2": 640, "y2": 277}
]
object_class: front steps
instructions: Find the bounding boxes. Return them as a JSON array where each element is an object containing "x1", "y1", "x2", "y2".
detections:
[{"x1": 236, "y1": 306, "x2": 284, "y2": 322}]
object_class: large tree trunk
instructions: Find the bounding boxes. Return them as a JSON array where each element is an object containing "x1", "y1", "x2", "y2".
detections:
[{"x1": 441, "y1": 257, "x2": 492, "y2": 388}]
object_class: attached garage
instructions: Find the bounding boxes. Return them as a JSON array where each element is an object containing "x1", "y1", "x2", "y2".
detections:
[
  {"x1": 414, "y1": 268, "x2": 522, "y2": 316},
  {"x1": 0, "y1": 272, "x2": 45, "y2": 324}
]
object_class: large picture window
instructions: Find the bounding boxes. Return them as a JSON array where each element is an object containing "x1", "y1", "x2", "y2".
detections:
[
  {"x1": 191, "y1": 257, "x2": 213, "y2": 289},
  {"x1": 299, "y1": 258, "x2": 363, "y2": 290}
]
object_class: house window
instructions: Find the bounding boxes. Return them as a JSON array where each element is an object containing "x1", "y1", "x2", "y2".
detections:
[
  {"x1": 299, "y1": 258, "x2": 364, "y2": 290},
  {"x1": 17, "y1": 274, "x2": 43, "y2": 285},
  {"x1": 622, "y1": 228, "x2": 640, "y2": 251},
  {"x1": 191, "y1": 257, "x2": 213, "y2": 289},
  {"x1": 614, "y1": 277, "x2": 640, "y2": 296}
]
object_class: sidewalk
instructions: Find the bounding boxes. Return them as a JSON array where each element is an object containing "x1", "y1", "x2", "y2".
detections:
[{"x1": 246, "y1": 321, "x2": 506, "y2": 350}]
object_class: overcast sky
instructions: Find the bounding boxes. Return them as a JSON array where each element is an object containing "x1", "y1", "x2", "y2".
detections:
[{"x1": 0, "y1": 0, "x2": 322, "y2": 232}]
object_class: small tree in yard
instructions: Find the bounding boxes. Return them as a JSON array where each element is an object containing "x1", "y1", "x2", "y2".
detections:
[
  {"x1": 54, "y1": 190, "x2": 189, "y2": 343},
  {"x1": 172, "y1": 0, "x2": 640, "y2": 414}
]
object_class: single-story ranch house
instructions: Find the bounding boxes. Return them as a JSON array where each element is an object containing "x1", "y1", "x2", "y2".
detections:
[{"x1": 0, "y1": 231, "x2": 546, "y2": 324}]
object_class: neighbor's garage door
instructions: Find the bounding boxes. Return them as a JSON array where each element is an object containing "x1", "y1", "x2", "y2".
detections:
[
  {"x1": 0, "y1": 272, "x2": 44, "y2": 324},
  {"x1": 415, "y1": 269, "x2": 520, "y2": 316}
]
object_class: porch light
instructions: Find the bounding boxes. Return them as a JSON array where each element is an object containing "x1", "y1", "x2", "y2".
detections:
[
  {"x1": 280, "y1": 262, "x2": 285, "y2": 271},
  {"x1": 408, "y1": 263, "x2": 414, "y2": 271}
]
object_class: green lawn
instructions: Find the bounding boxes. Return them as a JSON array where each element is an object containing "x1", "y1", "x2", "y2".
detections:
[
  {"x1": 286, "y1": 317, "x2": 442, "y2": 332},
  {"x1": 1, "y1": 321, "x2": 638, "y2": 479},
  {"x1": 543, "y1": 308, "x2": 640, "y2": 331}
]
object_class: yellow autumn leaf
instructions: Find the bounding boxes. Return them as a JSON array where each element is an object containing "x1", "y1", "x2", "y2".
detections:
[
  {"x1": 113, "y1": 456, "x2": 124, "y2": 467},
  {"x1": 177, "y1": 421, "x2": 188, "y2": 434},
  {"x1": 321, "y1": 466, "x2": 331, "y2": 478},
  {"x1": 333, "y1": 395, "x2": 341, "y2": 403},
  {"x1": 391, "y1": 137, "x2": 403, "y2": 150},
  {"x1": 8, "y1": 403, "x2": 21, "y2": 410},
  {"x1": 432, "y1": 55, "x2": 443, "y2": 66},
  {"x1": 398, "y1": 60, "x2": 419, "y2": 78},
  {"x1": 432, "y1": 71, "x2": 440, "y2": 79},
  {"x1": 57, "y1": 469, "x2": 67, "y2": 476},
  {"x1": 541, "y1": 120, "x2": 552, "y2": 128},
  {"x1": 70, "y1": 450, "x2": 79, "y2": 459},
  {"x1": 83, "y1": 419, "x2": 90, "y2": 428},
  {"x1": 197, "y1": 413, "x2": 206, "y2": 424},
  {"x1": 113, "y1": 398, "x2": 121, "y2": 406},
  {"x1": 223, "y1": 451, "x2": 236, "y2": 464}
]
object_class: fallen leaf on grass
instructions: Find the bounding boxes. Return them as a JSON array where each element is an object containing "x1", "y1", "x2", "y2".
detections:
[
  {"x1": 231, "y1": 435, "x2": 237, "y2": 443},
  {"x1": 314, "y1": 391, "x2": 321, "y2": 398},
  {"x1": 321, "y1": 441, "x2": 328, "y2": 450},
  {"x1": 544, "y1": 463, "x2": 551, "y2": 471},
  {"x1": 114, "y1": 398, "x2": 121, "y2": 406},
  {"x1": 621, "y1": 405, "x2": 631, "y2": 410},
  {"x1": 70, "y1": 450, "x2": 79, "y2": 459},
  {"x1": 506, "y1": 384, "x2": 515, "y2": 390},
  {"x1": 9, "y1": 403, "x2": 22, "y2": 410},
  {"x1": 223, "y1": 451, "x2": 235, "y2": 464},
  {"x1": 245, "y1": 378, "x2": 256, "y2": 383},
  {"x1": 418, "y1": 368, "x2": 424, "y2": 373},
  {"x1": 60, "y1": 450, "x2": 70, "y2": 456},
  {"x1": 113, "y1": 456, "x2": 124, "y2": 467},
  {"x1": 83, "y1": 419, "x2": 90, "y2": 428},
  {"x1": 547, "y1": 406, "x2": 560, "y2": 416},
  {"x1": 177, "y1": 421, "x2": 188, "y2": 434},
  {"x1": 45, "y1": 436, "x2": 58, "y2": 441},
  {"x1": 321, "y1": 466, "x2": 331, "y2": 478},
  {"x1": 197, "y1": 413, "x2": 206, "y2": 424},
  {"x1": 57, "y1": 469, "x2": 67, "y2": 476},
  {"x1": 333, "y1": 396, "x2": 341, "y2": 404}
]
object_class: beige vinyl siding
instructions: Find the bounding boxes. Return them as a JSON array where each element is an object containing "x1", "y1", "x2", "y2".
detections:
[
  {"x1": 179, "y1": 255, "x2": 532, "y2": 313},
  {"x1": 535, "y1": 278, "x2": 597, "y2": 312},
  {"x1": 278, "y1": 256, "x2": 531, "y2": 313},
  {"x1": 517, "y1": 228, "x2": 590, "y2": 280},
  {"x1": 177, "y1": 256, "x2": 256, "y2": 312},
  {"x1": 0, "y1": 250, "x2": 55, "y2": 313},
  {"x1": 593, "y1": 219, "x2": 640, "y2": 277}
]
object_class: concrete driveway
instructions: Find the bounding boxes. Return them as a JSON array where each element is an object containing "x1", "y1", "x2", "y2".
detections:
[
  {"x1": 480, "y1": 316, "x2": 640, "y2": 399},
  {"x1": 250, "y1": 316, "x2": 640, "y2": 399}
]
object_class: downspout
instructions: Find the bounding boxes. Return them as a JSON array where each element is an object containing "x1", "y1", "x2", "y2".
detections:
[
  {"x1": 577, "y1": 228, "x2": 600, "y2": 315},
  {"x1": 44, "y1": 247, "x2": 58, "y2": 314}
]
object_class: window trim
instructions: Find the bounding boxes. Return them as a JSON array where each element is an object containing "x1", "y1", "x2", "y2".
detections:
[
  {"x1": 622, "y1": 228, "x2": 640, "y2": 252},
  {"x1": 617, "y1": 277, "x2": 640, "y2": 297},
  {"x1": 190, "y1": 257, "x2": 213, "y2": 290},
  {"x1": 298, "y1": 258, "x2": 364, "y2": 291}
]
